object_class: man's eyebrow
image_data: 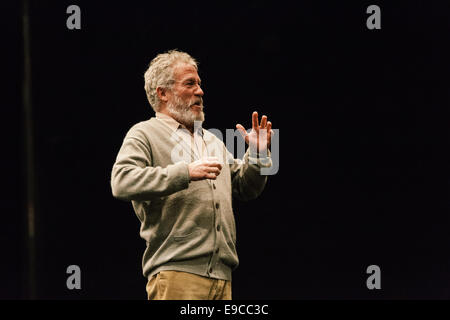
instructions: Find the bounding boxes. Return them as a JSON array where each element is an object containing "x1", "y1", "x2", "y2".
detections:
[{"x1": 183, "y1": 77, "x2": 201, "y2": 84}]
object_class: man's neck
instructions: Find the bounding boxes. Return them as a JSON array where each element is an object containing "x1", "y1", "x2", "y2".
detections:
[{"x1": 158, "y1": 108, "x2": 195, "y2": 134}]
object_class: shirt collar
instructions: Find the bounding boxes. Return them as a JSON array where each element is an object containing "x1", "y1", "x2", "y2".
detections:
[
  {"x1": 155, "y1": 112, "x2": 204, "y2": 136},
  {"x1": 155, "y1": 112, "x2": 182, "y2": 132}
]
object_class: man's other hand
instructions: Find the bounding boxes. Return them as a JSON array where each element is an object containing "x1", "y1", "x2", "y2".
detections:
[{"x1": 188, "y1": 157, "x2": 222, "y2": 181}]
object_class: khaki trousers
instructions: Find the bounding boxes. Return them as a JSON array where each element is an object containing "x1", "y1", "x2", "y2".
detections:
[{"x1": 146, "y1": 270, "x2": 232, "y2": 300}]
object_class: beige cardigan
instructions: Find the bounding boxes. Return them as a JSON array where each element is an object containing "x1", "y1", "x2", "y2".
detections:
[{"x1": 111, "y1": 117, "x2": 270, "y2": 280}]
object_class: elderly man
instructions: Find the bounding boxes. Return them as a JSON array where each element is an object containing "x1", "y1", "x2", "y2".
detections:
[{"x1": 111, "y1": 50, "x2": 273, "y2": 300}]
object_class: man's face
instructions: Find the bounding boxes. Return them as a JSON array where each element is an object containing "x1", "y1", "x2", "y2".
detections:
[{"x1": 166, "y1": 62, "x2": 205, "y2": 127}]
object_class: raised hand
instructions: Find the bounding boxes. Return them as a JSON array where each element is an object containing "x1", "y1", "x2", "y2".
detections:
[{"x1": 236, "y1": 111, "x2": 272, "y2": 154}]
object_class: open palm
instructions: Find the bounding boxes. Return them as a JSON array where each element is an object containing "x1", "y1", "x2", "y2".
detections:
[{"x1": 236, "y1": 111, "x2": 272, "y2": 154}]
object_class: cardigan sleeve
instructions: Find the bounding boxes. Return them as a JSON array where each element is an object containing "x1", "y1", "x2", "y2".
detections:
[
  {"x1": 228, "y1": 147, "x2": 272, "y2": 201},
  {"x1": 111, "y1": 133, "x2": 190, "y2": 201}
]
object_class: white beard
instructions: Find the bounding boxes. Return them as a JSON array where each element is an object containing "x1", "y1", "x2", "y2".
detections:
[{"x1": 167, "y1": 95, "x2": 205, "y2": 128}]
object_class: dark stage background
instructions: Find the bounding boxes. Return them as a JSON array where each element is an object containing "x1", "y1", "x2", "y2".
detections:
[{"x1": 3, "y1": 0, "x2": 450, "y2": 299}]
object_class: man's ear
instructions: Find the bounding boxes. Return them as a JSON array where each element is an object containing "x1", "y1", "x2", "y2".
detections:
[{"x1": 156, "y1": 87, "x2": 169, "y2": 103}]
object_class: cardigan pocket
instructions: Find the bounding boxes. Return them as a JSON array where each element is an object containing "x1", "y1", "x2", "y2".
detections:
[{"x1": 172, "y1": 228, "x2": 201, "y2": 242}]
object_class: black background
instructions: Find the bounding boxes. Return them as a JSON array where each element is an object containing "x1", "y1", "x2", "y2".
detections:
[{"x1": 3, "y1": 0, "x2": 450, "y2": 299}]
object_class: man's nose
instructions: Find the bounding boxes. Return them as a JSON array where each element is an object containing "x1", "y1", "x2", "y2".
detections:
[{"x1": 194, "y1": 84, "x2": 204, "y2": 97}]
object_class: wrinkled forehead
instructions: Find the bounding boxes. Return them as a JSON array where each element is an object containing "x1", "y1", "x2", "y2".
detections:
[{"x1": 173, "y1": 62, "x2": 199, "y2": 81}]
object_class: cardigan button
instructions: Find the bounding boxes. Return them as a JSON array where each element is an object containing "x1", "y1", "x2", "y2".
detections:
[{"x1": 215, "y1": 203, "x2": 219, "y2": 209}]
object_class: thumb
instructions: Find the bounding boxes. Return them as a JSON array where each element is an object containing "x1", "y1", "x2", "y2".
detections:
[{"x1": 236, "y1": 124, "x2": 247, "y2": 139}]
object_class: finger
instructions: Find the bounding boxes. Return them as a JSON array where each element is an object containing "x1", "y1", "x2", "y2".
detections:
[
  {"x1": 205, "y1": 173, "x2": 217, "y2": 180},
  {"x1": 206, "y1": 161, "x2": 222, "y2": 170},
  {"x1": 260, "y1": 115, "x2": 267, "y2": 129},
  {"x1": 236, "y1": 124, "x2": 248, "y2": 140},
  {"x1": 267, "y1": 121, "x2": 272, "y2": 145},
  {"x1": 252, "y1": 111, "x2": 259, "y2": 133},
  {"x1": 207, "y1": 167, "x2": 221, "y2": 175},
  {"x1": 205, "y1": 157, "x2": 222, "y2": 168}
]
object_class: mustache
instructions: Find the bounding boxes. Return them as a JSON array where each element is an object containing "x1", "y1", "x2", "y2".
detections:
[
  {"x1": 190, "y1": 97, "x2": 203, "y2": 107},
  {"x1": 171, "y1": 95, "x2": 204, "y2": 110}
]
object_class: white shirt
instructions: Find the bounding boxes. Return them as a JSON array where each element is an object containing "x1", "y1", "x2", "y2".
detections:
[{"x1": 155, "y1": 112, "x2": 208, "y2": 162}]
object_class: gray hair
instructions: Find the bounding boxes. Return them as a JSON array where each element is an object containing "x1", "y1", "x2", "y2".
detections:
[{"x1": 144, "y1": 50, "x2": 198, "y2": 112}]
